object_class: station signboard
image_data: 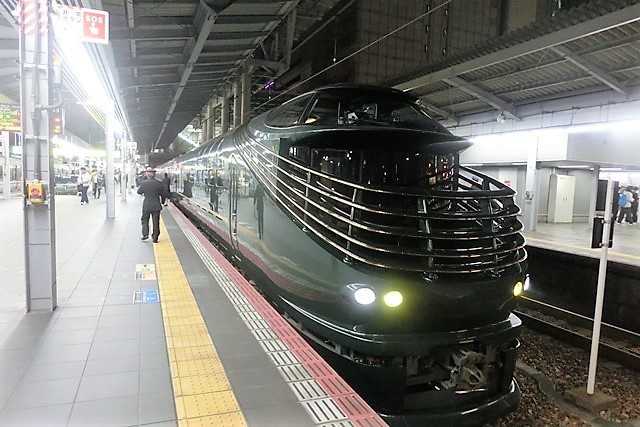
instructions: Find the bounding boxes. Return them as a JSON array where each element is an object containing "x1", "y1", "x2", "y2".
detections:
[
  {"x1": 0, "y1": 104, "x2": 20, "y2": 132},
  {"x1": 53, "y1": 4, "x2": 109, "y2": 44}
]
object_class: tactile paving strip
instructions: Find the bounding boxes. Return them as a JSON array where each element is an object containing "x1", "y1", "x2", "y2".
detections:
[
  {"x1": 168, "y1": 205, "x2": 387, "y2": 427},
  {"x1": 153, "y1": 219, "x2": 246, "y2": 427}
]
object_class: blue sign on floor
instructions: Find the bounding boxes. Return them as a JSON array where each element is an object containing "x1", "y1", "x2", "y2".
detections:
[{"x1": 133, "y1": 290, "x2": 159, "y2": 304}]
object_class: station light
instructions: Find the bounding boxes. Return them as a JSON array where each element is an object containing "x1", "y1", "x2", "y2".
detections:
[{"x1": 50, "y1": 107, "x2": 64, "y2": 135}]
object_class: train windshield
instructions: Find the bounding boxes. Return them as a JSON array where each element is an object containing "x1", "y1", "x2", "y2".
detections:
[{"x1": 304, "y1": 92, "x2": 449, "y2": 133}]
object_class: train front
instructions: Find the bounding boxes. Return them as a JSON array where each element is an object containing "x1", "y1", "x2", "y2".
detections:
[{"x1": 240, "y1": 85, "x2": 528, "y2": 426}]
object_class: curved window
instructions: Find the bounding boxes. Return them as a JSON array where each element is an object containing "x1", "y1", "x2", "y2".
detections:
[
  {"x1": 265, "y1": 94, "x2": 313, "y2": 127},
  {"x1": 311, "y1": 149, "x2": 454, "y2": 189},
  {"x1": 303, "y1": 91, "x2": 449, "y2": 133}
]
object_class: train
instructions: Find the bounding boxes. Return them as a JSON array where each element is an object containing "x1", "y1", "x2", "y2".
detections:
[{"x1": 159, "y1": 84, "x2": 528, "y2": 426}]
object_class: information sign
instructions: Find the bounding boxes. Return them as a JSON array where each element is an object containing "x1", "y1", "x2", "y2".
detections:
[
  {"x1": 0, "y1": 104, "x2": 20, "y2": 132},
  {"x1": 53, "y1": 4, "x2": 109, "y2": 44}
]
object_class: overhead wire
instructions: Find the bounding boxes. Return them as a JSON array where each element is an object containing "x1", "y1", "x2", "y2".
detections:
[{"x1": 252, "y1": 0, "x2": 454, "y2": 113}]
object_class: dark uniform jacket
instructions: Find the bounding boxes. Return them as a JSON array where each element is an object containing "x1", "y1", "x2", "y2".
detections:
[{"x1": 137, "y1": 178, "x2": 169, "y2": 211}]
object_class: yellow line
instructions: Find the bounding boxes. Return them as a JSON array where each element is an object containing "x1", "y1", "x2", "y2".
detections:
[{"x1": 153, "y1": 218, "x2": 247, "y2": 427}]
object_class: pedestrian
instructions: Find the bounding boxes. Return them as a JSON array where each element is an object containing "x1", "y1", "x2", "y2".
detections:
[
  {"x1": 161, "y1": 172, "x2": 171, "y2": 206},
  {"x1": 617, "y1": 186, "x2": 633, "y2": 224},
  {"x1": 96, "y1": 170, "x2": 105, "y2": 199},
  {"x1": 77, "y1": 167, "x2": 91, "y2": 205},
  {"x1": 137, "y1": 166, "x2": 170, "y2": 243},
  {"x1": 91, "y1": 168, "x2": 99, "y2": 198},
  {"x1": 630, "y1": 187, "x2": 639, "y2": 224}
]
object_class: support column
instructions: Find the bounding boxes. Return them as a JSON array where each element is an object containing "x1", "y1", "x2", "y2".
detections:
[
  {"x1": 233, "y1": 79, "x2": 241, "y2": 128},
  {"x1": 204, "y1": 102, "x2": 211, "y2": 141},
  {"x1": 222, "y1": 92, "x2": 230, "y2": 133},
  {"x1": 2, "y1": 131, "x2": 10, "y2": 198},
  {"x1": 105, "y1": 102, "x2": 115, "y2": 218},
  {"x1": 20, "y1": 0, "x2": 56, "y2": 311},
  {"x1": 241, "y1": 70, "x2": 251, "y2": 124},
  {"x1": 207, "y1": 99, "x2": 215, "y2": 139},
  {"x1": 522, "y1": 137, "x2": 539, "y2": 231},
  {"x1": 588, "y1": 166, "x2": 600, "y2": 227}
]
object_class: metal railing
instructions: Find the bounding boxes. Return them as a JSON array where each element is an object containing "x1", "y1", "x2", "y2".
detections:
[{"x1": 235, "y1": 132, "x2": 526, "y2": 275}]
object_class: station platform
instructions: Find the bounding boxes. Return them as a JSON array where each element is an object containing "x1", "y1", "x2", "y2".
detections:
[
  {"x1": 523, "y1": 220, "x2": 640, "y2": 267},
  {"x1": 0, "y1": 193, "x2": 384, "y2": 426}
]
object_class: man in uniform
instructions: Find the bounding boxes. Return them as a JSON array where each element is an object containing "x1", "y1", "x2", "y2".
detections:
[{"x1": 137, "y1": 166, "x2": 170, "y2": 243}]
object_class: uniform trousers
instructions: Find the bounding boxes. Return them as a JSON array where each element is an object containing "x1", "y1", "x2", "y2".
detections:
[{"x1": 141, "y1": 209, "x2": 161, "y2": 240}]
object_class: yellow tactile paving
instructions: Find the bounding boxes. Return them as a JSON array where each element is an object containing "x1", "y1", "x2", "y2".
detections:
[{"x1": 153, "y1": 218, "x2": 247, "y2": 427}]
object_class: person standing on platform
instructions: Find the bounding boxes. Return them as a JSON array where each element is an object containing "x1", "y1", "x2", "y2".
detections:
[
  {"x1": 96, "y1": 170, "x2": 105, "y2": 199},
  {"x1": 137, "y1": 166, "x2": 170, "y2": 243},
  {"x1": 91, "y1": 168, "x2": 99, "y2": 199},
  {"x1": 161, "y1": 172, "x2": 171, "y2": 206},
  {"x1": 617, "y1": 186, "x2": 633, "y2": 224},
  {"x1": 630, "y1": 187, "x2": 639, "y2": 224},
  {"x1": 77, "y1": 167, "x2": 91, "y2": 205}
]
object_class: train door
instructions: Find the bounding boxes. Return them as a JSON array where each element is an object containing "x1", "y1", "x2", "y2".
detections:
[{"x1": 228, "y1": 158, "x2": 240, "y2": 250}]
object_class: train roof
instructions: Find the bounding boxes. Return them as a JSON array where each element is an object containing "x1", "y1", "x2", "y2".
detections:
[{"x1": 311, "y1": 84, "x2": 416, "y2": 101}]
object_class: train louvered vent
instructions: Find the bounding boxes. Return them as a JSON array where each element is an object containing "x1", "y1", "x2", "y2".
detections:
[{"x1": 237, "y1": 134, "x2": 526, "y2": 274}]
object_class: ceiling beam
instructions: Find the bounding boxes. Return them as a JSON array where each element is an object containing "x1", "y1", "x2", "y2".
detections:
[
  {"x1": 116, "y1": 56, "x2": 186, "y2": 68},
  {"x1": 550, "y1": 45, "x2": 629, "y2": 96},
  {"x1": 444, "y1": 76, "x2": 520, "y2": 120},
  {"x1": 214, "y1": 15, "x2": 282, "y2": 25},
  {"x1": 154, "y1": 9, "x2": 217, "y2": 149},
  {"x1": 419, "y1": 98, "x2": 457, "y2": 122},
  {"x1": 207, "y1": 31, "x2": 269, "y2": 40},
  {"x1": 394, "y1": 4, "x2": 640, "y2": 91},
  {"x1": 246, "y1": 58, "x2": 286, "y2": 73},
  {"x1": 110, "y1": 28, "x2": 195, "y2": 41}
]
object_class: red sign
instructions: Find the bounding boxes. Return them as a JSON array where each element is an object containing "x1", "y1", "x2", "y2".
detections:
[{"x1": 82, "y1": 9, "x2": 108, "y2": 44}]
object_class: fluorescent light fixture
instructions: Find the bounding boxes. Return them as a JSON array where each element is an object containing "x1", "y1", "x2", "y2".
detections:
[
  {"x1": 601, "y1": 168, "x2": 622, "y2": 171},
  {"x1": 557, "y1": 165, "x2": 592, "y2": 169},
  {"x1": 565, "y1": 119, "x2": 640, "y2": 134}
]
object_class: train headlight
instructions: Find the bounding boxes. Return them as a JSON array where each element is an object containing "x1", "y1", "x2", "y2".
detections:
[
  {"x1": 383, "y1": 291, "x2": 403, "y2": 308},
  {"x1": 353, "y1": 287, "x2": 376, "y2": 305},
  {"x1": 513, "y1": 281, "x2": 524, "y2": 297},
  {"x1": 523, "y1": 275, "x2": 531, "y2": 291}
]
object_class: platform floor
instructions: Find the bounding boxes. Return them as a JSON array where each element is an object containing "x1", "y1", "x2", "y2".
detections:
[
  {"x1": 523, "y1": 220, "x2": 640, "y2": 267},
  {"x1": 0, "y1": 193, "x2": 382, "y2": 426}
]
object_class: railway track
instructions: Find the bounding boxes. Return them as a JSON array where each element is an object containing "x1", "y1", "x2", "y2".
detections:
[{"x1": 515, "y1": 296, "x2": 640, "y2": 371}]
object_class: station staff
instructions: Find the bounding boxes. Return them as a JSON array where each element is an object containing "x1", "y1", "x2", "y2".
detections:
[{"x1": 137, "y1": 166, "x2": 170, "y2": 243}]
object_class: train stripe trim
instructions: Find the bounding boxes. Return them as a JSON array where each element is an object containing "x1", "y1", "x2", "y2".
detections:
[{"x1": 167, "y1": 205, "x2": 387, "y2": 426}]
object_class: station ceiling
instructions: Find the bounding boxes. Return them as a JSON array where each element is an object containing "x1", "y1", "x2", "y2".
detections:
[{"x1": 0, "y1": 0, "x2": 638, "y2": 159}]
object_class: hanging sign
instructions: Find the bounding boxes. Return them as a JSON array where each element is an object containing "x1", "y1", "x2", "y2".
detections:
[{"x1": 53, "y1": 3, "x2": 109, "y2": 44}]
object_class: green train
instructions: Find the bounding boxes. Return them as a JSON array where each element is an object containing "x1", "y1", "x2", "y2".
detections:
[{"x1": 161, "y1": 84, "x2": 528, "y2": 426}]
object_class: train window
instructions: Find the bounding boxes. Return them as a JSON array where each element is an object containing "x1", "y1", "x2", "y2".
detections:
[
  {"x1": 304, "y1": 96, "x2": 340, "y2": 124},
  {"x1": 288, "y1": 145, "x2": 311, "y2": 165},
  {"x1": 266, "y1": 94, "x2": 313, "y2": 127},
  {"x1": 303, "y1": 92, "x2": 449, "y2": 134},
  {"x1": 311, "y1": 148, "x2": 454, "y2": 189}
]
